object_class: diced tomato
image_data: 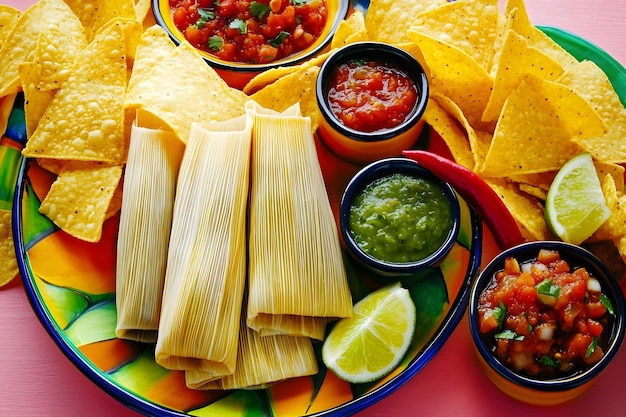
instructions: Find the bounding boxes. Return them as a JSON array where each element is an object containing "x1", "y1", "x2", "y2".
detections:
[{"x1": 477, "y1": 249, "x2": 613, "y2": 379}]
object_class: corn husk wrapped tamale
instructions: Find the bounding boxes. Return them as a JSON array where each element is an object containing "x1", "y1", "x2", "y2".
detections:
[
  {"x1": 115, "y1": 118, "x2": 184, "y2": 343},
  {"x1": 155, "y1": 113, "x2": 251, "y2": 380},
  {"x1": 186, "y1": 293, "x2": 318, "y2": 390},
  {"x1": 246, "y1": 101, "x2": 352, "y2": 340}
]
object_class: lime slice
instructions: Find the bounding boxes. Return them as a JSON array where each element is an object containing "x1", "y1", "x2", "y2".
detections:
[
  {"x1": 322, "y1": 282, "x2": 416, "y2": 384},
  {"x1": 545, "y1": 153, "x2": 610, "y2": 245}
]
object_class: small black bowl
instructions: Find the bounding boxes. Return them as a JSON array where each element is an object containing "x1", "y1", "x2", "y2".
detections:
[
  {"x1": 340, "y1": 157, "x2": 460, "y2": 277},
  {"x1": 468, "y1": 241, "x2": 626, "y2": 405},
  {"x1": 316, "y1": 42, "x2": 429, "y2": 164}
]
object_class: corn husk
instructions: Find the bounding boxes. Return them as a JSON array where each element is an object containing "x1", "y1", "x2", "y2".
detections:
[
  {"x1": 115, "y1": 121, "x2": 184, "y2": 343},
  {"x1": 186, "y1": 296, "x2": 318, "y2": 390},
  {"x1": 246, "y1": 101, "x2": 353, "y2": 340},
  {"x1": 155, "y1": 113, "x2": 252, "y2": 379}
]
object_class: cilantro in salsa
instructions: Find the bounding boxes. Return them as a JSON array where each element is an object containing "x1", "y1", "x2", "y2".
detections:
[{"x1": 171, "y1": 0, "x2": 328, "y2": 64}]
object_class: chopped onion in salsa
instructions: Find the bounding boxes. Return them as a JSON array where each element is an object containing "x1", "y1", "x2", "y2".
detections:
[
  {"x1": 477, "y1": 249, "x2": 614, "y2": 378},
  {"x1": 170, "y1": 0, "x2": 328, "y2": 64}
]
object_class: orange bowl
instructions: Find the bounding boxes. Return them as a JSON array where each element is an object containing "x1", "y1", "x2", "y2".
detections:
[{"x1": 153, "y1": 0, "x2": 349, "y2": 89}]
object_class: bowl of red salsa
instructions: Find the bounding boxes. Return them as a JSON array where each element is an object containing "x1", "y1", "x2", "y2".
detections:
[
  {"x1": 316, "y1": 42, "x2": 429, "y2": 165},
  {"x1": 153, "y1": 0, "x2": 348, "y2": 89},
  {"x1": 468, "y1": 241, "x2": 625, "y2": 406}
]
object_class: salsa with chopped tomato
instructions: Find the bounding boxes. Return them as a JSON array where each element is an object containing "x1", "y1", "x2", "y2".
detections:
[
  {"x1": 326, "y1": 60, "x2": 418, "y2": 133},
  {"x1": 477, "y1": 249, "x2": 614, "y2": 379},
  {"x1": 170, "y1": 0, "x2": 328, "y2": 64}
]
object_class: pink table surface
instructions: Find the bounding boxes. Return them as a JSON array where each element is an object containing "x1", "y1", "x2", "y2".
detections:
[{"x1": 1, "y1": 0, "x2": 625, "y2": 416}]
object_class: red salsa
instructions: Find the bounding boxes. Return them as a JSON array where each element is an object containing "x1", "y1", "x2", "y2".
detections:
[
  {"x1": 327, "y1": 60, "x2": 418, "y2": 133},
  {"x1": 477, "y1": 249, "x2": 614, "y2": 379},
  {"x1": 170, "y1": 0, "x2": 328, "y2": 64}
]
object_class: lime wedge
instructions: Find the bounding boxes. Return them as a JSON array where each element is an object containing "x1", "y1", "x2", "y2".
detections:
[
  {"x1": 545, "y1": 153, "x2": 610, "y2": 245},
  {"x1": 322, "y1": 282, "x2": 416, "y2": 384}
]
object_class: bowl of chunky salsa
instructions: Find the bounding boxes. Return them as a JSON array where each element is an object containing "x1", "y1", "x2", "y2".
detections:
[
  {"x1": 340, "y1": 157, "x2": 459, "y2": 277},
  {"x1": 316, "y1": 42, "x2": 429, "y2": 164},
  {"x1": 469, "y1": 241, "x2": 625, "y2": 406},
  {"x1": 153, "y1": 0, "x2": 348, "y2": 88}
]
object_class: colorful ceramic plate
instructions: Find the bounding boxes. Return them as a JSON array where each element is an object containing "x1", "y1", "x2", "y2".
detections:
[{"x1": 7, "y1": 25, "x2": 625, "y2": 417}]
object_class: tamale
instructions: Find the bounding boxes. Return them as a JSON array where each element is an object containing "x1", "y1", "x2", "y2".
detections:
[
  {"x1": 115, "y1": 120, "x2": 184, "y2": 343},
  {"x1": 186, "y1": 297, "x2": 318, "y2": 390},
  {"x1": 155, "y1": 113, "x2": 252, "y2": 380},
  {"x1": 246, "y1": 101, "x2": 353, "y2": 340}
]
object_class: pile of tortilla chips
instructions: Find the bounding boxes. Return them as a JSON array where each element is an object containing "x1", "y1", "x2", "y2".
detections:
[
  {"x1": 0, "y1": 0, "x2": 249, "y2": 286},
  {"x1": 247, "y1": 0, "x2": 626, "y2": 276}
]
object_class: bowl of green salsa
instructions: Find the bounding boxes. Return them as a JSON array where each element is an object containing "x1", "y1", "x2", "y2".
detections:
[{"x1": 340, "y1": 157, "x2": 460, "y2": 277}]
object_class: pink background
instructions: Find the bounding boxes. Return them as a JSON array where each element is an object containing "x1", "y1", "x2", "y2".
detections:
[{"x1": 1, "y1": 0, "x2": 625, "y2": 416}]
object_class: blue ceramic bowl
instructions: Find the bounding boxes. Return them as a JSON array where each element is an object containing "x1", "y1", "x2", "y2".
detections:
[
  {"x1": 340, "y1": 157, "x2": 460, "y2": 278},
  {"x1": 468, "y1": 241, "x2": 625, "y2": 406},
  {"x1": 316, "y1": 42, "x2": 429, "y2": 164}
]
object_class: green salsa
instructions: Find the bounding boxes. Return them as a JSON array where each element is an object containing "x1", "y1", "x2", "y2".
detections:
[{"x1": 348, "y1": 173, "x2": 454, "y2": 263}]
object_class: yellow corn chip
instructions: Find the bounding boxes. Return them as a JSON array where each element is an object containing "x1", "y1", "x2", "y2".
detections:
[
  {"x1": 250, "y1": 66, "x2": 321, "y2": 132},
  {"x1": 558, "y1": 60, "x2": 626, "y2": 163},
  {"x1": 504, "y1": 0, "x2": 578, "y2": 70},
  {"x1": 407, "y1": 28, "x2": 494, "y2": 131},
  {"x1": 0, "y1": 0, "x2": 86, "y2": 98},
  {"x1": 242, "y1": 52, "x2": 330, "y2": 95},
  {"x1": 331, "y1": 10, "x2": 368, "y2": 49},
  {"x1": 18, "y1": 62, "x2": 56, "y2": 138},
  {"x1": 0, "y1": 5, "x2": 20, "y2": 49},
  {"x1": 481, "y1": 74, "x2": 606, "y2": 177},
  {"x1": 365, "y1": 0, "x2": 448, "y2": 43},
  {"x1": 125, "y1": 41, "x2": 247, "y2": 143},
  {"x1": 0, "y1": 209, "x2": 18, "y2": 287},
  {"x1": 591, "y1": 174, "x2": 626, "y2": 242},
  {"x1": 64, "y1": 0, "x2": 137, "y2": 42},
  {"x1": 482, "y1": 29, "x2": 564, "y2": 122},
  {"x1": 23, "y1": 21, "x2": 128, "y2": 163},
  {"x1": 410, "y1": 0, "x2": 499, "y2": 70},
  {"x1": 127, "y1": 25, "x2": 177, "y2": 93},
  {"x1": 134, "y1": 0, "x2": 152, "y2": 22},
  {"x1": 423, "y1": 98, "x2": 475, "y2": 170},
  {"x1": 39, "y1": 162, "x2": 123, "y2": 242},
  {"x1": 486, "y1": 177, "x2": 554, "y2": 241}
]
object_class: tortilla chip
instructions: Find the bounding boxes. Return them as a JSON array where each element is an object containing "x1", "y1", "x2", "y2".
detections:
[
  {"x1": 39, "y1": 162, "x2": 123, "y2": 242},
  {"x1": 127, "y1": 25, "x2": 177, "y2": 93},
  {"x1": 480, "y1": 74, "x2": 606, "y2": 177},
  {"x1": 94, "y1": 17, "x2": 144, "y2": 65},
  {"x1": 482, "y1": 29, "x2": 564, "y2": 122},
  {"x1": 64, "y1": 0, "x2": 137, "y2": 42},
  {"x1": 0, "y1": 5, "x2": 21, "y2": 49},
  {"x1": 423, "y1": 98, "x2": 475, "y2": 170},
  {"x1": 23, "y1": 21, "x2": 128, "y2": 163},
  {"x1": 331, "y1": 10, "x2": 369, "y2": 49},
  {"x1": 410, "y1": 0, "x2": 499, "y2": 70},
  {"x1": 33, "y1": 25, "x2": 88, "y2": 92},
  {"x1": 431, "y1": 93, "x2": 489, "y2": 170},
  {"x1": 0, "y1": 209, "x2": 18, "y2": 287},
  {"x1": 0, "y1": 0, "x2": 86, "y2": 98},
  {"x1": 591, "y1": 174, "x2": 626, "y2": 241},
  {"x1": 134, "y1": 0, "x2": 152, "y2": 22},
  {"x1": 242, "y1": 52, "x2": 330, "y2": 95},
  {"x1": 365, "y1": 0, "x2": 449, "y2": 43},
  {"x1": 407, "y1": 28, "x2": 494, "y2": 131},
  {"x1": 19, "y1": 62, "x2": 56, "y2": 138},
  {"x1": 504, "y1": 0, "x2": 578, "y2": 70},
  {"x1": 486, "y1": 177, "x2": 554, "y2": 241},
  {"x1": 250, "y1": 65, "x2": 322, "y2": 132},
  {"x1": 558, "y1": 60, "x2": 626, "y2": 163},
  {"x1": 125, "y1": 41, "x2": 247, "y2": 143}
]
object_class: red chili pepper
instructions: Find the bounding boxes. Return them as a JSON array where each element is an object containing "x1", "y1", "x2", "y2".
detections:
[{"x1": 402, "y1": 150, "x2": 525, "y2": 250}]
